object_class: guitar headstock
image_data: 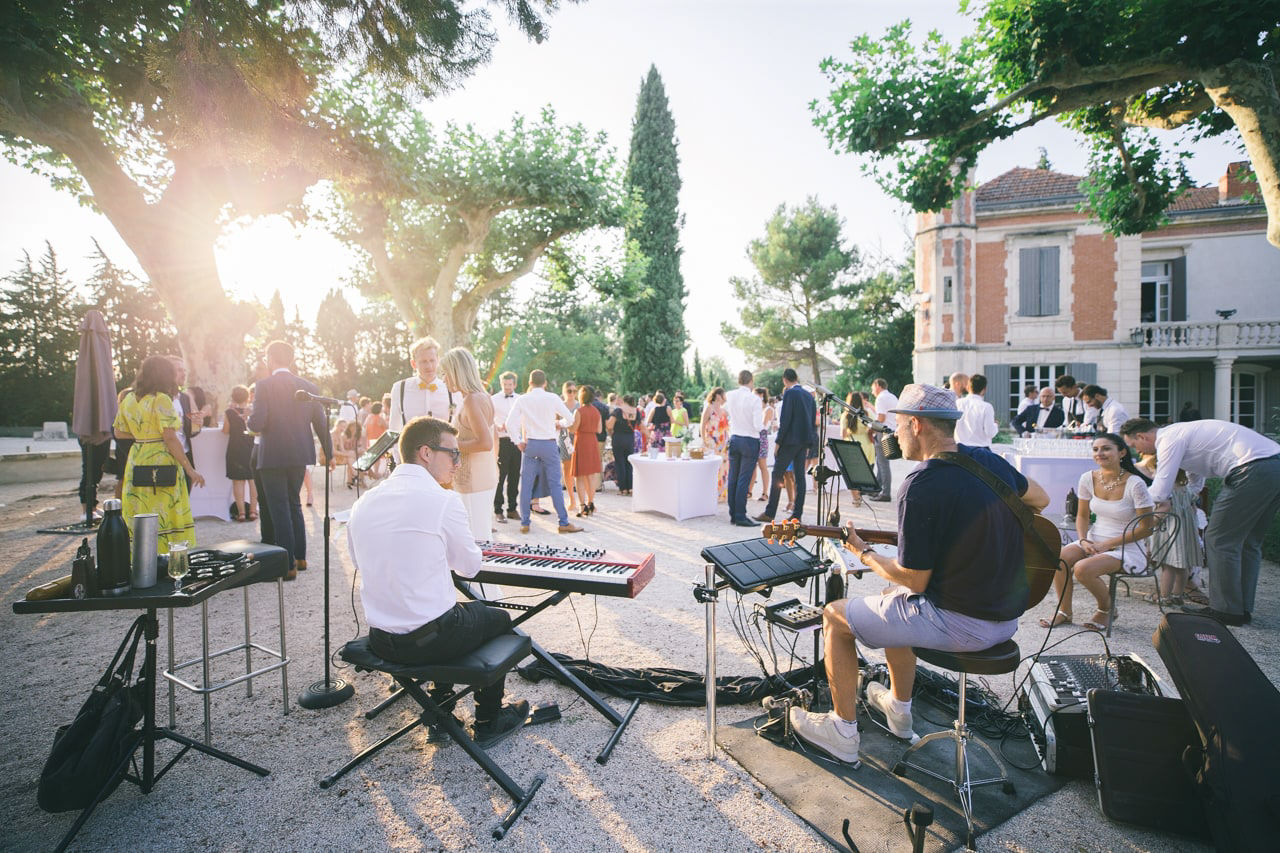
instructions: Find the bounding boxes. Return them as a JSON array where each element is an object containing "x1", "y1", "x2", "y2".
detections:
[{"x1": 763, "y1": 519, "x2": 806, "y2": 545}]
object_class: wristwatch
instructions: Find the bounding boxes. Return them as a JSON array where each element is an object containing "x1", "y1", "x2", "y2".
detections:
[{"x1": 856, "y1": 543, "x2": 876, "y2": 563}]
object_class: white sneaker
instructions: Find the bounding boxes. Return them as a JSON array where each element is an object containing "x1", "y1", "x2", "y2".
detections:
[
  {"x1": 787, "y1": 707, "x2": 861, "y2": 765},
  {"x1": 865, "y1": 681, "x2": 918, "y2": 742}
]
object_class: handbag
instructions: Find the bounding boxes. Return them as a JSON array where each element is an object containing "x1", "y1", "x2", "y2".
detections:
[
  {"x1": 132, "y1": 464, "x2": 179, "y2": 488},
  {"x1": 38, "y1": 615, "x2": 147, "y2": 812}
]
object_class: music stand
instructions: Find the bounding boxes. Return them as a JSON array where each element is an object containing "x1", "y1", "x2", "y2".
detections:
[{"x1": 825, "y1": 437, "x2": 881, "y2": 494}]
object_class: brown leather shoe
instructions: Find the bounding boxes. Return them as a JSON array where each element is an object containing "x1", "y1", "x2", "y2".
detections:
[
  {"x1": 284, "y1": 565, "x2": 298, "y2": 581},
  {"x1": 558, "y1": 523, "x2": 584, "y2": 534},
  {"x1": 520, "y1": 525, "x2": 530, "y2": 534},
  {"x1": 295, "y1": 559, "x2": 307, "y2": 571}
]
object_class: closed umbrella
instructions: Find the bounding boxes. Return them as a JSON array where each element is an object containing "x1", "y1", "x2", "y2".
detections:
[{"x1": 72, "y1": 310, "x2": 118, "y2": 525}]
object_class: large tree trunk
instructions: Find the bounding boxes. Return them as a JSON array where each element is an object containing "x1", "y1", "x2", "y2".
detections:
[{"x1": 1201, "y1": 60, "x2": 1280, "y2": 249}]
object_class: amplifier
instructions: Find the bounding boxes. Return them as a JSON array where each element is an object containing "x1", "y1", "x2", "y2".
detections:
[{"x1": 1017, "y1": 653, "x2": 1162, "y2": 778}]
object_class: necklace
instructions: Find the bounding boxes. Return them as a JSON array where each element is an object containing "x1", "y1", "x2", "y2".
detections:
[{"x1": 1099, "y1": 470, "x2": 1126, "y2": 491}]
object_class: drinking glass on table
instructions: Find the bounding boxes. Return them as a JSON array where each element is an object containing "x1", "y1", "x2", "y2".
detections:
[{"x1": 168, "y1": 543, "x2": 190, "y2": 592}]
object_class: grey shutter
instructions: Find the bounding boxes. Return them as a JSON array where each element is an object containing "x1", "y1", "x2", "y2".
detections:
[
  {"x1": 984, "y1": 364, "x2": 1014, "y2": 424},
  {"x1": 1171, "y1": 256, "x2": 1187, "y2": 321},
  {"x1": 1040, "y1": 247, "x2": 1060, "y2": 315},
  {"x1": 1018, "y1": 248, "x2": 1039, "y2": 316},
  {"x1": 1068, "y1": 362, "x2": 1097, "y2": 385}
]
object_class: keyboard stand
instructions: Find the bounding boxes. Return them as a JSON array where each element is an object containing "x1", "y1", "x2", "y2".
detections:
[{"x1": 364, "y1": 582, "x2": 640, "y2": 765}]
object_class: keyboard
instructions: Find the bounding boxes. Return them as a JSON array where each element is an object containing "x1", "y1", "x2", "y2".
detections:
[{"x1": 469, "y1": 542, "x2": 656, "y2": 598}]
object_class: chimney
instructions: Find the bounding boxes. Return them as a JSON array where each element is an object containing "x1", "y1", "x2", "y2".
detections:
[{"x1": 1218, "y1": 161, "x2": 1257, "y2": 205}]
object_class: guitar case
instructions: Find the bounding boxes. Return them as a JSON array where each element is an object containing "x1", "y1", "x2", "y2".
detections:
[{"x1": 1153, "y1": 613, "x2": 1280, "y2": 852}]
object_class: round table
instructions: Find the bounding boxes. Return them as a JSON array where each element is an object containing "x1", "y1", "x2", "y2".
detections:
[{"x1": 629, "y1": 454, "x2": 722, "y2": 521}]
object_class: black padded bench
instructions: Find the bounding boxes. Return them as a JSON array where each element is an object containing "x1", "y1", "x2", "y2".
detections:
[{"x1": 321, "y1": 633, "x2": 543, "y2": 839}]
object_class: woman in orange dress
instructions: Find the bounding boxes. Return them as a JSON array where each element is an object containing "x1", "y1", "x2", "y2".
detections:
[{"x1": 569, "y1": 385, "x2": 602, "y2": 517}]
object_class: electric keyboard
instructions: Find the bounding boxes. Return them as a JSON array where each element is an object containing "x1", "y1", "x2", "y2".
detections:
[{"x1": 470, "y1": 542, "x2": 656, "y2": 598}]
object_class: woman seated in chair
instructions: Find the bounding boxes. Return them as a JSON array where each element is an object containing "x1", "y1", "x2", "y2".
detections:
[
  {"x1": 332, "y1": 419, "x2": 363, "y2": 488},
  {"x1": 1040, "y1": 433, "x2": 1155, "y2": 632}
]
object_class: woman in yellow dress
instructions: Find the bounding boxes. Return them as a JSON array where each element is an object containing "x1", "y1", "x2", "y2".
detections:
[{"x1": 113, "y1": 355, "x2": 205, "y2": 553}]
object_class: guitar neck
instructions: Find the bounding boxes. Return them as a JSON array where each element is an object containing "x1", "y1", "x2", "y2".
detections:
[{"x1": 792, "y1": 526, "x2": 898, "y2": 546}]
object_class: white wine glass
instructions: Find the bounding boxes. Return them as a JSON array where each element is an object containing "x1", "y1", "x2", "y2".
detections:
[{"x1": 168, "y1": 543, "x2": 190, "y2": 592}]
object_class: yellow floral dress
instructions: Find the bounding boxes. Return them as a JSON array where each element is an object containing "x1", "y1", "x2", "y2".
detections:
[
  {"x1": 706, "y1": 408, "x2": 730, "y2": 500},
  {"x1": 114, "y1": 392, "x2": 195, "y2": 554}
]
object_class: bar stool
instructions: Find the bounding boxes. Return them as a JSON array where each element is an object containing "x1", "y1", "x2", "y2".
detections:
[
  {"x1": 165, "y1": 540, "x2": 292, "y2": 744},
  {"x1": 892, "y1": 640, "x2": 1020, "y2": 851}
]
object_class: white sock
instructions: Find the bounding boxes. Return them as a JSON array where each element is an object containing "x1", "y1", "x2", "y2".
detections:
[
  {"x1": 831, "y1": 713, "x2": 859, "y2": 737},
  {"x1": 890, "y1": 696, "x2": 912, "y2": 715}
]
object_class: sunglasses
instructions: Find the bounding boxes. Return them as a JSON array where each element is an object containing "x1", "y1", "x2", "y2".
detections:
[{"x1": 426, "y1": 444, "x2": 462, "y2": 465}]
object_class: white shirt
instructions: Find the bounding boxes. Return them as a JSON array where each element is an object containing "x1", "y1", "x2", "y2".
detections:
[
  {"x1": 389, "y1": 376, "x2": 454, "y2": 430},
  {"x1": 1062, "y1": 393, "x2": 1089, "y2": 424},
  {"x1": 874, "y1": 389, "x2": 899, "y2": 430},
  {"x1": 955, "y1": 394, "x2": 998, "y2": 447},
  {"x1": 337, "y1": 400, "x2": 359, "y2": 424},
  {"x1": 504, "y1": 386, "x2": 573, "y2": 441},
  {"x1": 1098, "y1": 397, "x2": 1130, "y2": 435},
  {"x1": 347, "y1": 464, "x2": 482, "y2": 634},
  {"x1": 1148, "y1": 420, "x2": 1280, "y2": 503},
  {"x1": 1016, "y1": 396, "x2": 1035, "y2": 416},
  {"x1": 172, "y1": 391, "x2": 190, "y2": 453},
  {"x1": 491, "y1": 390, "x2": 520, "y2": 439},
  {"x1": 725, "y1": 385, "x2": 765, "y2": 438}
]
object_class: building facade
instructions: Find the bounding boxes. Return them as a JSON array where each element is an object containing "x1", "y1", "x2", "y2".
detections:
[{"x1": 913, "y1": 162, "x2": 1280, "y2": 431}]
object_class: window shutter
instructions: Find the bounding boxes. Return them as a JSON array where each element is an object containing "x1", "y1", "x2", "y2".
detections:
[
  {"x1": 984, "y1": 364, "x2": 1013, "y2": 424},
  {"x1": 1040, "y1": 247, "x2": 1060, "y2": 315},
  {"x1": 1018, "y1": 249, "x2": 1040, "y2": 316},
  {"x1": 1069, "y1": 362, "x2": 1097, "y2": 385},
  {"x1": 1171, "y1": 257, "x2": 1187, "y2": 322}
]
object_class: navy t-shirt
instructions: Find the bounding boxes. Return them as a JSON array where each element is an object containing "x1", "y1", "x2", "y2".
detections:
[{"x1": 897, "y1": 445, "x2": 1029, "y2": 622}]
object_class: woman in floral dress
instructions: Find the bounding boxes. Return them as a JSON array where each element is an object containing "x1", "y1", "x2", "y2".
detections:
[{"x1": 700, "y1": 387, "x2": 730, "y2": 500}]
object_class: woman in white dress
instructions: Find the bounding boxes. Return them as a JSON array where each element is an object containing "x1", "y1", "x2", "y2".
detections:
[
  {"x1": 440, "y1": 347, "x2": 498, "y2": 541},
  {"x1": 1039, "y1": 433, "x2": 1156, "y2": 632}
]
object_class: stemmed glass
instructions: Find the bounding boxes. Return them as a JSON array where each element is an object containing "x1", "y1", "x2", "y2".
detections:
[{"x1": 168, "y1": 543, "x2": 190, "y2": 592}]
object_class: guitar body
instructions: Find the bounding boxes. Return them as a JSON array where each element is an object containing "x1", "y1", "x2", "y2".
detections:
[{"x1": 764, "y1": 515, "x2": 1062, "y2": 610}]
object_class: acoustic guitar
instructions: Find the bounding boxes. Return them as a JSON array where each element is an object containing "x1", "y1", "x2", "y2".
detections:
[{"x1": 762, "y1": 516, "x2": 1062, "y2": 608}]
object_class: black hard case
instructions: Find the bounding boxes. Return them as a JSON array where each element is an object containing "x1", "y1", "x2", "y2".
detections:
[
  {"x1": 1085, "y1": 688, "x2": 1208, "y2": 839},
  {"x1": 1153, "y1": 613, "x2": 1280, "y2": 853}
]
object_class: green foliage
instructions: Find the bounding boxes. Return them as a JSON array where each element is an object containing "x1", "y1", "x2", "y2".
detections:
[
  {"x1": 831, "y1": 254, "x2": 916, "y2": 394},
  {"x1": 86, "y1": 242, "x2": 178, "y2": 388},
  {"x1": 351, "y1": 296, "x2": 416, "y2": 397},
  {"x1": 620, "y1": 65, "x2": 687, "y2": 395},
  {"x1": 721, "y1": 198, "x2": 860, "y2": 385},
  {"x1": 314, "y1": 288, "x2": 362, "y2": 392},
  {"x1": 813, "y1": 0, "x2": 1280, "y2": 239},
  {"x1": 0, "y1": 244, "x2": 86, "y2": 426}
]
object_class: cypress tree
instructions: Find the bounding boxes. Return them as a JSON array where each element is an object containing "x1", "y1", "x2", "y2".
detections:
[{"x1": 620, "y1": 65, "x2": 687, "y2": 394}]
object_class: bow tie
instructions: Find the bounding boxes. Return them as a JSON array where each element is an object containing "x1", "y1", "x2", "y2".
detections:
[
  {"x1": 419, "y1": 382, "x2": 437, "y2": 392},
  {"x1": 505, "y1": 394, "x2": 514, "y2": 398}
]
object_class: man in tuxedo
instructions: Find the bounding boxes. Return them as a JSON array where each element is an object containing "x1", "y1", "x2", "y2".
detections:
[
  {"x1": 756, "y1": 368, "x2": 818, "y2": 523},
  {"x1": 249, "y1": 340, "x2": 334, "y2": 580},
  {"x1": 491, "y1": 371, "x2": 522, "y2": 522},
  {"x1": 1013, "y1": 386, "x2": 1066, "y2": 435}
]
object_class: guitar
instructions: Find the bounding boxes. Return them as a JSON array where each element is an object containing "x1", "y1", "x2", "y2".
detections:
[{"x1": 762, "y1": 515, "x2": 1062, "y2": 609}]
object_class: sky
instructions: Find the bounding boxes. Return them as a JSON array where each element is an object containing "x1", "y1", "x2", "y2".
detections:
[{"x1": 0, "y1": 0, "x2": 1247, "y2": 367}]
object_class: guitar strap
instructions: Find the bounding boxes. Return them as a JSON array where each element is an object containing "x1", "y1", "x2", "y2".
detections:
[{"x1": 932, "y1": 450, "x2": 1060, "y2": 567}]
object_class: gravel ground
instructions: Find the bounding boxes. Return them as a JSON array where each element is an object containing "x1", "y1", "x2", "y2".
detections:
[{"x1": 1, "y1": 468, "x2": 1274, "y2": 852}]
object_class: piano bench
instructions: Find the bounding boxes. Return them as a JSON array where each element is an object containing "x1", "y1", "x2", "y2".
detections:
[{"x1": 322, "y1": 633, "x2": 542, "y2": 840}]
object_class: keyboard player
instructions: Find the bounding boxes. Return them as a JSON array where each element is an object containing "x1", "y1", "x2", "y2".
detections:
[{"x1": 347, "y1": 415, "x2": 530, "y2": 746}]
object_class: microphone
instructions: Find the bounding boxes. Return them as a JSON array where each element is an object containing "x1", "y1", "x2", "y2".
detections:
[{"x1": 295, "y1": 389, "x2": 343, "y2": 405}]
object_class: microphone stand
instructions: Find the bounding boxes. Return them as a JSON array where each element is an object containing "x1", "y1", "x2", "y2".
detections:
[{"x1": 299, "y1": 397, "x2": 354, "y2": 710}]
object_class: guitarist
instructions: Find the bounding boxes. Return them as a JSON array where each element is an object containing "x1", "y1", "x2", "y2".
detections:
[{"x1": 789, "y1": 384, "x2": 1049, "y2": 765}]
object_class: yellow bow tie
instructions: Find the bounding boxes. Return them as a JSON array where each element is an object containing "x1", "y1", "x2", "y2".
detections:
[{"x1": 419, "y1": 382, "x2": 437, "y2": 392}]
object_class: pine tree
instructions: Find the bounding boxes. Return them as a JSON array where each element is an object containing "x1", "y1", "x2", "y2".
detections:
[
  {"x1": 620, "y1": 65, "x2": 687, "y2": 395},
  {"x1": 693, "y1": 348, "x2": 704, "y2": 389},
  {"x1": 87, "y1": 242, "x2": 178, "y2": 387}
]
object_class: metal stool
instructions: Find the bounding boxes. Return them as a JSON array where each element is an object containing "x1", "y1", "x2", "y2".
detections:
[
  {"x1": 892, "y1": 640, "x2": 1020, "y2": 851},
  {"x1": 165, "y1": 540, "x2": 291, "y2": 744}
]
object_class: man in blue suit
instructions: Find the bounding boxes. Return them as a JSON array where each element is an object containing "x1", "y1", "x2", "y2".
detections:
[
  {"x1": 249, "y1": 340, "x2": 334, "y2": 580},
  {"x1": 756, "y1": 368, "x2": 818, "y2": 523}
]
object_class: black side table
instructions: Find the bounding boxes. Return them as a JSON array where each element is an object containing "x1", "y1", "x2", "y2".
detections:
[{"x1": 14, "y1": 564, "x2": 272, "y2": 852}]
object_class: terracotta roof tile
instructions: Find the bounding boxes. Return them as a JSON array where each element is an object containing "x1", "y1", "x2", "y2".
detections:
[
  {"x1": 975, "y1": 167, "x2": 1083, "y2": 205},
  {"x1": 1169, "y1": 186, "x2": 1224, "y2": 211}
]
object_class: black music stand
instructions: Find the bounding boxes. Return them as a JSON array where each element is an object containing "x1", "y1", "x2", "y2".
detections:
[{"x1": 14, "y1": 567, "x2": 271, "y2": 852}]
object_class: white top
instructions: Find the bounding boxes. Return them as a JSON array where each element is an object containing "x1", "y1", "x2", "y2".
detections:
[
  {"x1": 504, "y1": 386, "x2": 573, "y2": 441},
  {"x1": 1062, "y1": 393, "x2": 1089, "y2": 424},
  {"x1": 1016, "y1": 396, "x2": 1035, "y2": 415},
  {"x1": 347, "y1": 464, "x2": 482, "y2": 634},
  {"x1": 1149, "y1": 420, "x2": 1280, "y2": 503},
  {"x1": 1078, "y1": 470, "x2": 1153, "y2": 539},
  {"x1": 874, "y1": 389, "x2": 899, "y2": 430},
  {"x1": 337, "y1": 401, "x2": 359, "y2": 424},
  {"x1": 725, "y1": 385, "x2": 764, "y2": 438},
  {"x1": 955, "y1": 394, "x2": 998, "y2": 447},
  {"x1": 1098, "y1": 397, "x2": 1130, "y2": 435},
  {"x1": 388, "y1": 376, "x2": 454, "y2": 430},
  {"x1": 172, "y1": 391, "x2": 190, "y2": 453},
  {"x1": 491, "y1": 390, "x2": 520, "y2": 438}
]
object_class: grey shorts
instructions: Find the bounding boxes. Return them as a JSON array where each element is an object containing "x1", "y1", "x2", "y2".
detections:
[{"x1": 844, "y1": 586, "x2": 1018, "y2": 652}]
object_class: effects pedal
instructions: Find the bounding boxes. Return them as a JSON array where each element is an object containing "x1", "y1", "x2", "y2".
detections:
[
  {"x1": 526, "y1": 703, "x2": 561, "y2": 727},
  {"x1": 764, "y1": 598, "x2": 823, "y2": 631}
]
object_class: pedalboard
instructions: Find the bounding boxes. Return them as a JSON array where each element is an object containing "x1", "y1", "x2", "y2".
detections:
[{"x1": 763, "y1": 598, "x2": 823, "y2": 631}]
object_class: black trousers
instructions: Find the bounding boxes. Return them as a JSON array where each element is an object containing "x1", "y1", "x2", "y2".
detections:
[
  {"x1": 369, "y1": 601, "x2": 513, "y2": 718},
  {"x1": 612, "y1": 435, "x2": 635, "y2": 490},
  {"x1": 78, "y1": 439, "x2": 111, "y2": 508},
  {"x1": 493, "y1": 436, "x2": 522, "y2": 513},
  {"x1": 259, "y1": 465, "x2": 305, "y2": 565},
  {"x1": 251, "y1": 446, "x2": 274, "y2": 546}
]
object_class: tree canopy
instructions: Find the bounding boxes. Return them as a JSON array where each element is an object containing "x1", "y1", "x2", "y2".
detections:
[
  {"x1": 813, "y1": 0, "x2": 1280, "y2": 246},
  {"x1": 721, "y1": 198, "x2": 859, "y2": 385}
]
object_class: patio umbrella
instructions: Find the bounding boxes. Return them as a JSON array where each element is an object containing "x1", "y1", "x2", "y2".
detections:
[{"x1": 72, "y1": 310, "x2": 118, "y2": 525}]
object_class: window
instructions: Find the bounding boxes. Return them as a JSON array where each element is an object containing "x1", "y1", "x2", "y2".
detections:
[
  {"x1": 942, "y1": 275, "x2": 953, "y2": 304},
  {"x1": 1232, "y1": 372, "x2": 1259, "y2": 429},
  {"x1": 1140, "y1": 257, "x2": 1186, "y2": 323},
  {"x1": 1139, "y1": 373, "x2": 1174, "y2": 424},
  {"x1": 1006, "y1": 363, "x2": 1068, "y2": 421},
  {"x1": 1018, "y1": 247, "x2": 1060, "y2": 317}
]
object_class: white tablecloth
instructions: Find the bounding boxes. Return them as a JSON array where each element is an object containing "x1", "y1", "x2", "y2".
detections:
[
  {"x1": 630, "y1": 454, "x2": 721, "y2": 521},
  {"x1": 1012, "y1": 452, "x2": 1094, "y2": 521},
  {"x1": 188, "y1": 429, "x2": 232, "y2": 521}
]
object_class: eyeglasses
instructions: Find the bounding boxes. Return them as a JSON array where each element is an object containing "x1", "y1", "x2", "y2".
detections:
[{"x1": 426, "y1": 444, "x2": 462, "y2": 465}]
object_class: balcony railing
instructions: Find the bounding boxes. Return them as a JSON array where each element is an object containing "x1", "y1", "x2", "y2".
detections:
[{"x1": 1135, "y1": 319, "x2": 1280, "y2": 350}]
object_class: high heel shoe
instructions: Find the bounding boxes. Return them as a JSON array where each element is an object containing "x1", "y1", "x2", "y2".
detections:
[
  {"x1": 586, "y1": 502, "x2": 596, "y2": 516},
  {"x1": 576, "y1": 506, "x2": 587, "y2": 518}
]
